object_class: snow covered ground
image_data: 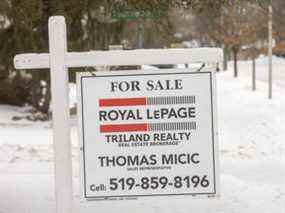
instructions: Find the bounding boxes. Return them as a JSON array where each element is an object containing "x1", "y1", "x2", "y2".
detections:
[{"x1": 0, "y1": 57, "x2": 284, "y2": 213}]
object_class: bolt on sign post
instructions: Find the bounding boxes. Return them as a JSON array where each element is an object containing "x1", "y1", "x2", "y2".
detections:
[{"x1": 14, "y1": 16, "x2": 222, "y2": 213}]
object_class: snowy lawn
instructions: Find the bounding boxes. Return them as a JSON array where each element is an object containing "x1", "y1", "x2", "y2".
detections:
[{"x1": 0, "y1": 59, "x2": 284, "y2": 213}]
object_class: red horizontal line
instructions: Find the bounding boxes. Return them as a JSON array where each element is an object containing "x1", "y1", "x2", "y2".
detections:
[
  {"x1": 100, "y1": 123, "x2": 148, "y2": 133},
  {"x1": 99, "y1": 98, "x2": 147, "y2": 107}
]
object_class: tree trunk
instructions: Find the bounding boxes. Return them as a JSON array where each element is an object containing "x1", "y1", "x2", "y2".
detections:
[
  {"x1": 137, "y1": 19, "x2": 144, "y2": 49},
  {"x1": 252, "y1": 57, "x2": 256, "y2": 91},
  {"x1": 223, "y1": 47, "x2": 228, "y2": 71},
  {"x1": 233, "y1": 48, "x2": 238, "y2": 78}
]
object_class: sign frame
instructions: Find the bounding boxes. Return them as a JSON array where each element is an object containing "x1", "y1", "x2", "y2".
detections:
[
  {"x1": 13, "y1": 16, "x2": 223, "y2": 213},
  {"x1": 77, "y1": 68, "x2": 220, "y2": 200}
]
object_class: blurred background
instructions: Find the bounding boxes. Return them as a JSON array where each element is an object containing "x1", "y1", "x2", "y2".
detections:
[{"x1": 0, "y1": 1, "x2": 284, "y2": 213}]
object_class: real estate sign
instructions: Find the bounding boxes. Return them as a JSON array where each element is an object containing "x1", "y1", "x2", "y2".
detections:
[{"x1": 77, "y1": 69, "x2": 219, "y2": 199}]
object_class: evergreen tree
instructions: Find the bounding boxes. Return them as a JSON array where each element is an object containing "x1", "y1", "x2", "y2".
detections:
[{"x1": 0, "y1": 0, "x2": 236, "y2": 115}]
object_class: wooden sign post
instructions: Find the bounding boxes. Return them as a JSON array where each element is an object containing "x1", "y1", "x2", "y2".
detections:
[{"x1": 14, "y1": 16, "x2": 222, "y2": 213}]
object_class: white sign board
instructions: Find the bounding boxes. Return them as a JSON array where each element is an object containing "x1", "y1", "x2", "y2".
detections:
[{"x1": 77, "y1": 69, "x2": 219, "y2": 199}]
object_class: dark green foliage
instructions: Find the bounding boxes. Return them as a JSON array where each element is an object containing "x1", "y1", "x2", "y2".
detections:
[{"x1": 0, "y1": 0, "x2": 270, "y2": 113}]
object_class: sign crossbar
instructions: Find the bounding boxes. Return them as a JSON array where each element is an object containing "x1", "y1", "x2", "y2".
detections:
[{"x1": 14, "y1": 48, "x2": 223, "y2": 70}]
